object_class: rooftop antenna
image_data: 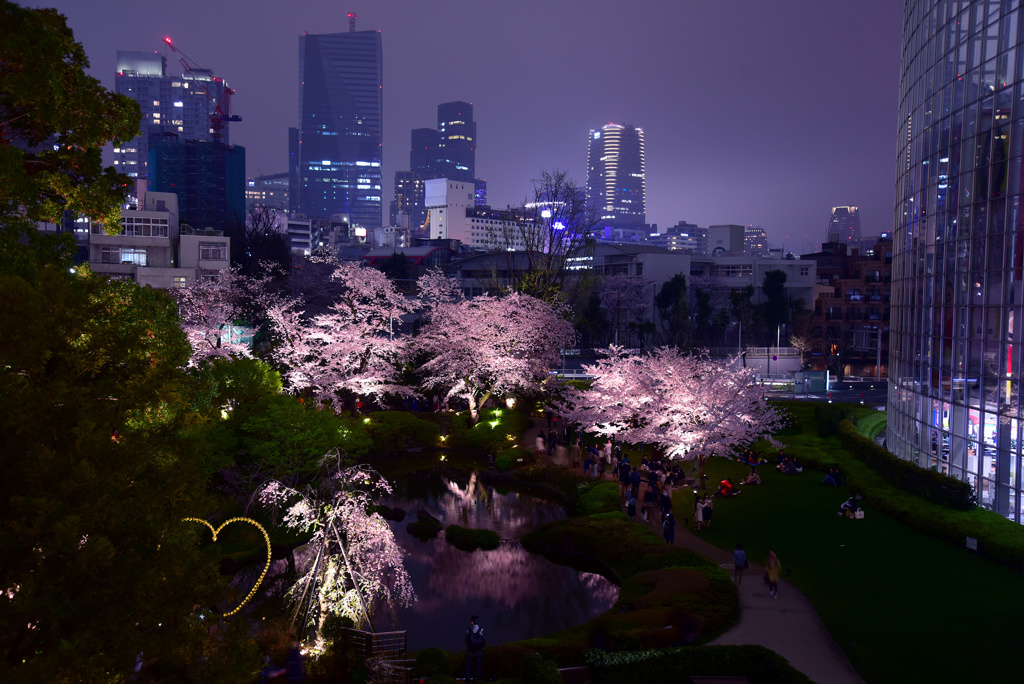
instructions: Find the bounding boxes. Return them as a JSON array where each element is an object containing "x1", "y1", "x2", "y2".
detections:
[{"x1": 347, "y1": 12, "x2": 357, "y2": 32}]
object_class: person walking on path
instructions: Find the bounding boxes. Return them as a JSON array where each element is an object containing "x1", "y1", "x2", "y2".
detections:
[
  {"x1": 662, "y1": 511, "x2": 676, "y2": 543},
  {"x1": 534, "y1": 433, "x2": 545, "y2": 461},
  {"x1": 765, "y1": 550, "x2": 782, "y2": 599},
  {"x1": 465, "y1": 615, "x2": 485, "y2": 682},
  {"x1": 733, "y1": 543, "x2": 747, "y2": 587}
]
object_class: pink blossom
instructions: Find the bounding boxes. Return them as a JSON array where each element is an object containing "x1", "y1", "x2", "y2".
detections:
[{"x1": 413, "y1": 287, "x2": 576, "y2": 421}]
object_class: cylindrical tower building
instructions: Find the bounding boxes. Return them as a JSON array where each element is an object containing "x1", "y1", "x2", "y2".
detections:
[{"x1": 890, "y1": 0, "x2": 1024, "y2": 521}]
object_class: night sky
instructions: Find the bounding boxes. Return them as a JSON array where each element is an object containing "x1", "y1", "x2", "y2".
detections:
[{"x1": 36, "y1": 0, "x2": 904, "y2": 251}]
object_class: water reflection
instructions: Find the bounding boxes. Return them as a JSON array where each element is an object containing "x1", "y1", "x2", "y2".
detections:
[{"x1": 382, "y1": 471, "x2": 619, "y2": 651}]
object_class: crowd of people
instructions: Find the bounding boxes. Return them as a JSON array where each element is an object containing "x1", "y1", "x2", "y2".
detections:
[{"x1": 530, "y1": 415, "x2": 873, "y2": 607}]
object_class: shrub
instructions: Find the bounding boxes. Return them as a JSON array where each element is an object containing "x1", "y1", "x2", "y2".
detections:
[
  {"x1": 585, "y1": 644, "x2": 812, "y2": 684},
  {"x1": 836, "y1": 420, "x2": 976, "y2": 510},
  {"x1": 365, "y1": 411, "x2": 440, "y2": 454},
  {"x1": 576, "y1": 481, "x2": 621, "y2": 515},
  {"x1": 407, "y1": 512, "x2": 443, "y2": 541},
  {"x1": 425, "y1": 676, "x2": 456, "y2": 684},
  {"x1": 445, "y1": 524, "x2": 501, "y2": 551},
  {"x1": 814, "y1": 403, "x2": 857, "y2": 437},
  {"x1": 494, "y1": 447, "x2": 521, "y2": 471},
  {"x1": 415, "y1": 647, "x2": 451, "y2": 677},
  {"x1": 519, "y1": 652, "x2": 563, "y2": 684},
  {"x1": 453, "y1": 408, "x2": 532, "y2": 453}
]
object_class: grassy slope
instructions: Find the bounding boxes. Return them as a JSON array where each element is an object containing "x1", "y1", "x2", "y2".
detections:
[{"x1": 688, "y1": 401, "x2": 1020, "y2": 684}]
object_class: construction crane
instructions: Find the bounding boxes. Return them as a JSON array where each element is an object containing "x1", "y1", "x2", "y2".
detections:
[{"x1": 162, "y1": 37, "x2": 240, "y2": 140}]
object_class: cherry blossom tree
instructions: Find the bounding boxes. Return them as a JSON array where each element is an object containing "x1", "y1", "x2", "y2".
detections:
[
  {"x1": 560, "y1": 346, "x2": 786, "y2": 487},
  {"x1": 267, "y1": 260, "x2": 413, "y2": 408},
  {"x1": 260, "y1": 450, "x2": 415, "y2": 640},
  {"x1": 414, "y1": 281, "x2": 576, "y2": 423},
  {"x1": 171, "y1": 267, "x2": 282, "y2": 364}
]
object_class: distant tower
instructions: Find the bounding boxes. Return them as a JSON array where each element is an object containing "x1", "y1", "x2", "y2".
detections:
[
  {"x1": 745, "y1": 225, "x2": 769, "y2": 257},
  {"x1": 297, "y1": 26, "x2": 383, "y2": 227},
  {"x1": 827, "y1": 206, "x2": 861, "y2": 243},
  {"x1": 587, "y1": 123, "x2": 646, "y2": 229},
  {"x1": 436, "y1": 101, "x2": 476, "y2": 183}
]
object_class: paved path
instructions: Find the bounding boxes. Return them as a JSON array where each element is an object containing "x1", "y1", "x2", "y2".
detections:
[{"x1": 519, "y1": 416, "x2": 863, "y2": 684}]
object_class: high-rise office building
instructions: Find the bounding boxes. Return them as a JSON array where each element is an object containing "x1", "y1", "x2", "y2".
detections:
[
  {"x1": 149, "y1": 138, "x2": 245, "y2": 233},
  {"x1": 410, "y1": 127, "x2": 441, "y2": 178},
  {"x1": 587, "y1": 123, "x2": 646, "y2": 230},
  {"x1": 389, "y1": 171, "x2": 427, "y2": 234},
  {"x1": 827, "y1": 206, "x2": 862, "y2": 243},
  {"x1": 436, "y1": 101, "x2": 476, "y2": 182},
  {"x1": 296, "y1": 28, "x2": 383, "y2": 228},
  {"x1": 113, "y1": 50, "x2": 230, "y2": 181},
  {"x1": 889, "y1": 0, "x2": 1024, "y2": 522},
  {"x1": 745, "y1": 225, "x2": 770, "y2": 257},
  {"x1": 394, "y1": 102, "x2": 485, "y2": 230}
]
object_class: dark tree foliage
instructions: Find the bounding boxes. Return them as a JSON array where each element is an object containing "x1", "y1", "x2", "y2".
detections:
[
  {"x1": 0, "y1": 1, "x2": 140, "y2": 233},
  {"x1": 0, "y1": 6, "x2": 257, "y2": 678},
  {"x1": 655, "y1": 273, "x2": 691, "y2": 349},
  {"x1": 0, "y1": 269, "x2": 256, "y2": 681},
  {"x1": 760, "y1": 269, "x2": 789, "y2": 333},
  {"x1": 491, "y1": 169, "x2": 597, "y2": 305},
  {"x1": 231, "y1": 205, "x2": 291, "y2": 277}
]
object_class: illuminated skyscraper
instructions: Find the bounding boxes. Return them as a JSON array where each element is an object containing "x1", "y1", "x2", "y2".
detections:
[
  {"x1": 113, "y1": 50, "x2": 229, "y2": 181},
  {"x1": 436, "y1": 101, "x2": 476, "y2": 183},
  {"x1": 890, "y1": 0, "x2": 1024, "y2": 521},
  {"x1": 587, "y1": 123, "x2": 646, "y2": 230},
  {"x1": 297, "y1": 27, "x2": 383, "y2": 227},
  {"x1": 827, "y1": 206, "x2": 862, "y2": 243}
]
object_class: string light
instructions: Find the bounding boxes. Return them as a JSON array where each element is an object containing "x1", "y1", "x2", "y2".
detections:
[{"x1": 182, "y1": 517, "x2": 272, "y2": 617}]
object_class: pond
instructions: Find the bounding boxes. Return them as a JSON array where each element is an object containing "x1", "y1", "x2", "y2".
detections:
[{"x1": 381, "y1": 469, "x2": 619, "y2": 652}]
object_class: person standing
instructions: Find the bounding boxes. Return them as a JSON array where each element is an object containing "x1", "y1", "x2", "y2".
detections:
[
  {"x1": 465, "y1": 615, "x2": 485, "y2": 682},
  {"x1": 702, "y1": 493, "x2": 714, "y2": 528},
  {"x1": 662, "y1": 511, "x2": 676, "y2": 543},
  {"x1": 765, "y1": 550, "x2": 782, "y2": 599},
  {"x1": 733, "y1": 543, "x2": 747, "y2": 587},
  {"x1": 534, "y1": 433, "x2": 546, "y2": 460},
  {"x1": 694, "y1": 494, "x2": 705, "y2": 531}
]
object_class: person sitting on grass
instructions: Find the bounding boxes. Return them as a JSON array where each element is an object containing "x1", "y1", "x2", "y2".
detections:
[
  {"x1": 713, "y1": 478, "x2": 738, "y2": 497},
  {"x1": 822, "y1": 467, "x2": 842, "y2": 486},
  {"x1": 838, "y1": 494, "x2": 862, "y2": 518},
  {"x1": 740, "y1": 467, "x2": 761, "y2": 486}
]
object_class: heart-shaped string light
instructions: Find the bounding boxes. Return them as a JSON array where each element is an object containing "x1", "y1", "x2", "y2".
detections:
[{"x1": 183, "y1": 517, "x2": 272, "y2": 617}]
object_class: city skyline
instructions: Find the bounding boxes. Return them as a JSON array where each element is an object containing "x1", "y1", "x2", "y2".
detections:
[{"x1": 32, "y1": 0, "x2": 903, "y2": 246}]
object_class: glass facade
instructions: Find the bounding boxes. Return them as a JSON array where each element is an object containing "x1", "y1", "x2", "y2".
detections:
[
  {"x1": 298, "y1": 31, "x2": 383, "y2": 228},
  {"x1": 890, "y1": 0, "x2": 1024, "y2": 522}
]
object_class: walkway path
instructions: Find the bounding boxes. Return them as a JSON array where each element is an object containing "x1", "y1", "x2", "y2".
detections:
[{"x1": 519, "y1": 416, "x2": 863, "y2": 684}]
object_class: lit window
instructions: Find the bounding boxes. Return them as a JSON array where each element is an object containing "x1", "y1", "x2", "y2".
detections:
[{"x1": 199, "y1": 242, "x2": 227, "y2": 261}]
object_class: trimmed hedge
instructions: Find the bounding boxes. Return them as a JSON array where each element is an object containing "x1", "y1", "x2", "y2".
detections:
[
  {"x1": 450, "y1": 407, "x2": 533, "y2": 453},
  {"x1": 365, "y1": 410, "x2": 440, "y2": 454},
  {"x1": 576, "y1": 481, "x2": 621, "y2": 515},
  {"x1": 494, "y1": 447, "x2": 521, "y2": 471},
  {"x1": 585, "y1": 645, "x2": 813, "y2": 684},
  {"x1": 836, "y1": 420, "x2": 976, "y2": 510},
  {"x1": 444, "y1": 524, "x2": 501, "y2": 551}
]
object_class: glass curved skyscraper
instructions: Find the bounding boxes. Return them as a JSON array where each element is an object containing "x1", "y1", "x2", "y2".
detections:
[{"x1": 889, "y1": 0, "x2": 1024, "y2": 521}]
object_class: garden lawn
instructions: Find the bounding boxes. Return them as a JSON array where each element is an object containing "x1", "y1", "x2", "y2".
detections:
[{"x1": 685, "y1": 404, "x2": 1020, "y2": 684}]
